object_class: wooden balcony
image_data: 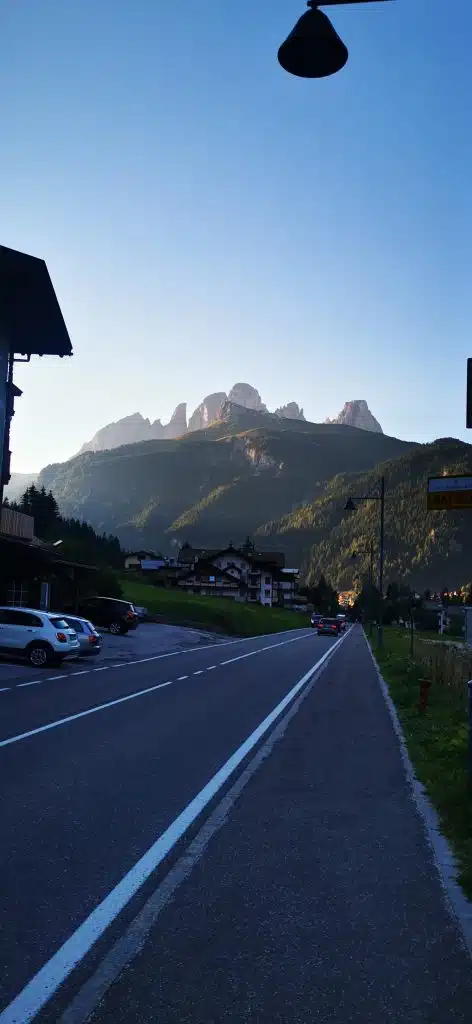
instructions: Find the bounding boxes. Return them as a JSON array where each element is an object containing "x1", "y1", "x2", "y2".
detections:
[{"x1": 0, "y1": 506, "x2": 34, "y2": 542}]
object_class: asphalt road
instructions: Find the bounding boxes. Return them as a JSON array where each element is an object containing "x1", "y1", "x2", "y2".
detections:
[
  {"x1": 1, "y1": 624, "x2": 472, "y2": 1023},
  {"x1": 0, "y1": 623, "x2": 328, "y2": 1020}
]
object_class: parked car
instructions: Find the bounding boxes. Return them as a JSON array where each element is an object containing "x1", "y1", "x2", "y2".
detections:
[
  {"x1": 0, "y1": 606, "x2": 80, "y2": 667},
  {"x1": 61, "y1": 615, "x2": 102, "y2": 656},
  {"x1": 310, "y1": 613, "x2": 322, "y2": 628},
  {"x1": 78, "y1": 597, "x2": 139, "y2": 635},
  {"x1": 317, "y1": 617, "x2": 341, "y2": 637}
]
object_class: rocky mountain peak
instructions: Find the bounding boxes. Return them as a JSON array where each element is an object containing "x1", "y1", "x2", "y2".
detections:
[
  {"x1": 274, "y1": 402, "x2": 305, "y2": 422},
  {"x1": 188, "y1": 393, "x2": 227, "y2": 433},
  {"x1": 168, "y1": 403, "x2": 187, "y2": 434},
  {"x1": 227, "y1": 383, "x2": 266, "y2": 412},
  {"x1": 325, "y1": 400, "x2": 382, "y2": 434}
]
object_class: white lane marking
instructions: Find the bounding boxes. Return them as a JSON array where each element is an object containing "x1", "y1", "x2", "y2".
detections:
[
  {"x1": 59, "y1": 632, "x2": 345, "y2": 1024},
  {"x1": 193, "y1": 670, "x2": 203, "y2": 676},
  {"x1": 17, "y1": 681, "x2": 41, "y2": 689},
  {"x1": 0, "y1": 682, "x2": 174, "y2": 750},
  {"x1": 93, "y1": 667, "x2": 108, "y2": 673},
  {"x1": 206, "y1": 665, "x2": 216, "y2": 671},
  {"x1": 1, "y1": 630, "x2": 349, "y2": 1024},
  {"x1": 219, "y1": 633, "x2": 311, "y2": 667},
  {"x1": 0, "y1": 632, "x2": 314, "y2": 749},
  {"x1": 0, "y1": 630, "x2": 312, "y2": 693}
]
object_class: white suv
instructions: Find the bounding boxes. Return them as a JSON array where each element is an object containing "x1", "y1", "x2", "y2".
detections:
[{"x1": 0, "y1": 606, "x2": 81, "y2": 668}]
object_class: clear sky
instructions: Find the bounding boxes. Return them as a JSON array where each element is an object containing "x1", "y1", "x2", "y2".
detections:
[{"x1": 2, "y1": 0, "x2": 472, "y2": 471}]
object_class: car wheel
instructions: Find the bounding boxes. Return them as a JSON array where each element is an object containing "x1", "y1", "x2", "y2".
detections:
[
  {"x1": 26, "y1": 642, "x2": 54, "y2": 668},
  {"x1": 109, "y1": 620, "x2": 123, "y2": 635}
]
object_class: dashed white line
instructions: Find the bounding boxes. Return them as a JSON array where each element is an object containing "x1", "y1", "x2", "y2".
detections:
[
  {"x1": 93, "y1": 667, "x2": 108, "y2": 673},
  {"x1": 17, "y1": 681, "x2": 41, "y2": 688},
  {"x1": 0, "y1": 686, "x2": 11, "y2": 692},
  {"x1": 71, "y1": 671, "x2": 89, "y2": 677},
  {"x1": 206, "y1": 666, "x2": 216, "y2": 671},
  {"x1": 0, "y1": 631, "x2": 349, "y2": 1024},
  {"x1": 48, "y1": 675, "x2": 67, "y2": 681},
  {"x1": 177, "y1": 675, "x2": 188, "y2": 681},
  {"x1": 193, "y1": 670, "x2": 203, "y2": 676},
  {"x1": 0, "y1": 681, "x2": 174, "y2": 749}
]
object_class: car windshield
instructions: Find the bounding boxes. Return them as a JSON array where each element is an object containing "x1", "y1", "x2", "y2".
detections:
[{"x1": 49, "y1": 617, "x2": 72, "y2": 629}]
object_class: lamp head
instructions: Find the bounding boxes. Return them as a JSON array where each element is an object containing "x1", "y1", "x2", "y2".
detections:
[{"x1": 278, "y1": 3, "x2": 349, "y2": 79}]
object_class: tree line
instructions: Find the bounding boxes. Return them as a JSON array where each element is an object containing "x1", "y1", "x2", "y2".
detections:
[{"x1": 7, "y1": 485, "x2": 123, "y2": 569}]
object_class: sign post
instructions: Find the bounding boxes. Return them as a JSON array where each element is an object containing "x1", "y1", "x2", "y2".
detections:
[
  {"x1": 0, "y1": 338, "x2": 10, "y2": 508},
  {"x1": 427, "y1": 475, "x2": 472, "y2": 511}
]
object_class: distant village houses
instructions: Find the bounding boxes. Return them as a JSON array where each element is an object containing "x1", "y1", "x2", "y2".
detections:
[{"x1": 124, "y1": 539, "x2": 303, "y2": 610}]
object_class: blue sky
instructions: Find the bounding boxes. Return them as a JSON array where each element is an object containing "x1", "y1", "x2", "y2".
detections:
[{"x1": 2, "y1": 0, "x2": 472, "y2": 470}]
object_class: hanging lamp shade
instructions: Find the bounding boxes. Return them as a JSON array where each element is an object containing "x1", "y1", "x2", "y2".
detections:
[{"x1": 278, "y1": 6, "x2": 349, "y2": 79}]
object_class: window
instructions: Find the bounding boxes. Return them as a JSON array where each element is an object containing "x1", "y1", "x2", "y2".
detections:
[
  {"x1": 265, "y1": 587, "x2": 271, "y2": 596},
  {"x1": 0, "y1": 609, "x2": 43, "y2": 626},
  {"x1": 6, "y1": 581, "x2": 29, "y2": 606},
  {"x1": 62, "y1": 617, "x2": 84, "y2": 633},
  {"x1": 49, "y1": 617, "x2": 71, "y2": 629}
]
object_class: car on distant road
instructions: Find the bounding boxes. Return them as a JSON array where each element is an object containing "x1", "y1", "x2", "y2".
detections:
[
  {"x1": 310, "y1": 613, "x2": 322, "y2": 628},
  {"x1": 61, "y1": 615, "x2": 102, "y2": 656},
  {"x1": 0, "y1": 606, "x2": 80, "y2": 667},
  {"x1": 336, "y1": 613, "x2": 347, "y2": 631},
  {"x1": 78, "y1": 596, "x2": 139, "y2": 635},
  {"x1": 317, "y1": 617, "x2": 341, "y2": 637}
]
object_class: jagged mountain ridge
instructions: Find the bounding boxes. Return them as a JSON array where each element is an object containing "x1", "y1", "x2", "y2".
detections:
[
  {"x1": 39, "y1": 403, "x2": 408, "y2": 565},
  {"x1": 78, "y1": 383, "x2": 378, "y2": 457}
]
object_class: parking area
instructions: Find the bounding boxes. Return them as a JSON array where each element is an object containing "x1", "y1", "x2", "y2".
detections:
[{"x1": 0, "y1": 622, "x2": 228, "y2": 689}]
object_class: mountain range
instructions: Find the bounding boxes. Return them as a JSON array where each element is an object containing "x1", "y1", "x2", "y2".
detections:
[
  {"x1": 31, "y1": 395, "x2": 472, "y2": 591},
  {"x1": 77, "y1": 383, "x2": 380, "y2": 455}
]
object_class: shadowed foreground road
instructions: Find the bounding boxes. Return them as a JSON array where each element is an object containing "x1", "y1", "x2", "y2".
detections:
[
  {"x1": 88, "y1": 628, "x2": 472, "y2": 1024},
  {"x1": 1, "y1": 626, "x2": 471, "y2": 1023}
]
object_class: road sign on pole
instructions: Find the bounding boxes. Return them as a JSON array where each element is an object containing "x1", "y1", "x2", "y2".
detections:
[
  {"x1": 467, "y1": 359, "x2": 472, "y2": 429},
  {"x1": 427, "y1": 475, "x2": 472, "y2": 511}
]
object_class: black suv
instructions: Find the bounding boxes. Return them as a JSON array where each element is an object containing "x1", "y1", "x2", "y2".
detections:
[{"x1": 79, "y1": 597, "x2": 138, "y2": 635}]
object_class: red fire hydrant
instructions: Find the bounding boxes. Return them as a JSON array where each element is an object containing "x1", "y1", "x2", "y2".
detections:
[{"x1": 419, "y1": 678, "x2": 432, "y2": 713}]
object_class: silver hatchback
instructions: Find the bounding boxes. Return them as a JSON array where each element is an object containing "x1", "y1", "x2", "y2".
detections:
[{"x1": 61, "y1": 615, "x2": 102, "y2": 657}]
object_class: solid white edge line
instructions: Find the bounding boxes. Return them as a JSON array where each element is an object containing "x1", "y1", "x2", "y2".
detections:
[
  {"x1": 17, "y1": 681, "x2": 41, "y2": 688},
  {"x1": 364, "y1": 631, "x2": 472, "y2": 958},
  {"x1": 59, "y1": 631, "x2": 349, "y2": 1023},
  {"x1": 0, "y1": 632, "x2": 313, "y2": 749},
  {"x1": 0, "y1": 629, "x2": 349, "y2": 1024}
]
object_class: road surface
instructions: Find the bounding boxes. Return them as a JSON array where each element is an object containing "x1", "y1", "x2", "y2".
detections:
[{"x1": 0, "y1": 624, "x2": 471, "y2": 1023}]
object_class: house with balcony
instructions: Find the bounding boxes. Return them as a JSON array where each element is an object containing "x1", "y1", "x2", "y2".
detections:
[{"x1": 176, "y1": 542, "x2": 297, "y2": 608}]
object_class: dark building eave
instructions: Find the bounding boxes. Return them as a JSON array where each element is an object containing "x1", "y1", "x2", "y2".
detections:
[{"x1": 0, "y1": 245, "x2": 72, "y2": 358}]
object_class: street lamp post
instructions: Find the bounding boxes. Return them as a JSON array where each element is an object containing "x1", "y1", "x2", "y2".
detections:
[
  {"x1": 350, "y1": 539, "x2": 374, "y2": 633},
  {"x1": 344, "y1": 475, "x2": 386, "y2": 646},
  {"x1": 278, "y1": 0, "x2": 394, "y2": 80}
]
